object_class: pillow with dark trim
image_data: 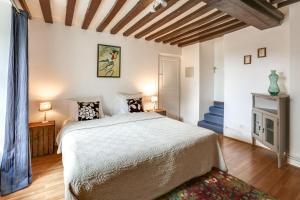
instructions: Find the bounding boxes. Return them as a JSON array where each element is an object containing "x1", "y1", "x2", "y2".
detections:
[
  {"x1": 77, "y1": 101, "x2": 100, "y2": 121},
  {"x1": 127, "y1": 98, "x2": 144, "y2": 113}
]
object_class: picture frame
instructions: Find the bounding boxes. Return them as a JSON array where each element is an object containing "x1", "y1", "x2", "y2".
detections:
[
  {"x1": 258, "y1": 47, "x2": 267, "y2": 58},
  {"x1": 244, "y1": 55, "x2": 252, "y2": 65},
  {"x1": 97, "y1": 44, "x2": 121, "y2": 78}
]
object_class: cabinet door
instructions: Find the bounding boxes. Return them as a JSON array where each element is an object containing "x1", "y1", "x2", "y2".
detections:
[
  {"x1": 252, "y1": 110, "x2": 263, "y2": 140},
  {"x1": 262, "y1": 114, "x2": 278, "y2": 151}
]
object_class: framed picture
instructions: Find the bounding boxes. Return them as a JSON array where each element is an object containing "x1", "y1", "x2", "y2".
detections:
[
  {"x1": 97, "y1": 44, "x2": 121, "y2": 78},
  {"x1": 258, "y1": 47, "x2": 267, "y2": 58},
  {"x1": 244, "y1": 55, "x2": 252, "y2": 65}
]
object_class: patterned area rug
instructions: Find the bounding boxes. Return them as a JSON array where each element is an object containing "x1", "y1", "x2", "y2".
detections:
[{"x1": 157, "y1": 169, "x2": 276, "y2": 200}]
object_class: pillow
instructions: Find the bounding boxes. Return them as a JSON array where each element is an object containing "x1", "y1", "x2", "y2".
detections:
[
  {"x1": 127, "y1": 98, "x2": 144, "y2": 113},
  {"x1": 77, "y1": 101, "x2": 100, "y2": 121},
  {"x1": 67, "y1": 97, "x2": 105, "y2": 121},
  {"x1": 112, "y1": 92, "x2": 143, "y2": 115}
]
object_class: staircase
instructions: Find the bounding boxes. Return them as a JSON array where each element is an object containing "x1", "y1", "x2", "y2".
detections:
[{"x1": 198, "y1": 101, "x2": 224, "y2": 133}]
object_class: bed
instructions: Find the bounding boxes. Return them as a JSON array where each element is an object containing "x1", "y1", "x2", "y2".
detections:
[{"x1": 57, "y1": 112, "x2": 227, "y2": 200}]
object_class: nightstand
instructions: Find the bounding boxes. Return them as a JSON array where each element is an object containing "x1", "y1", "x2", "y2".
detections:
[
  {"x1": 146, "y1": 109, "x2": 166, "y2": 116},
  {"x1": 29, "y1": 121, "x2": 55, "y2": 157}
]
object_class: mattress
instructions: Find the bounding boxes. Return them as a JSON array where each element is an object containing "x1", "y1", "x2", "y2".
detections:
[{"x1": 57, "y1": 112, "x2": 227, "y2": 200}]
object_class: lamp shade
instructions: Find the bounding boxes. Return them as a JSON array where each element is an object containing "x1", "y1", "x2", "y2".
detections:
[
  {"x1": 39, "y1": 102, "x2": 52, "y2": 112},
  {"x1": 151, "y1": 96, "x2": 158, "y2": 102}
]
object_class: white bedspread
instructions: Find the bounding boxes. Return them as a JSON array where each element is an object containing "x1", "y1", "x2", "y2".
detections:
[{"x1": 57, "y1": 112, "x2": 227, "y2": 200}]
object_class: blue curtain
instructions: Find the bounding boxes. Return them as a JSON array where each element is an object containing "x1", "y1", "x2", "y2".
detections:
[{"x1": 0, "y1": 7, "x2": 31, "y2": 196}]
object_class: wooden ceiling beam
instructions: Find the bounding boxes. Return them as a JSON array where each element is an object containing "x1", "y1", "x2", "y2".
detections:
[
  {"x1": 65, "y1": 0, "x2": 76, "y2": 26},
  {"x1": 18, "y1": 0, "x2": 32, "y2": 19},
  {"x1": 110, "y1": 0, "x2": 153, "y2": 34},
  {"x1": 166, "y1": 14, "x2": 233, "y2": 44},
  {"x1": 178, "y1": 22, "x2": 248, "y2": 47},
  {"x1": 155, "y1": 10, "x2": 223, "y2": 43},
  {"x1": 97, "y1": 0, "x2": 127, "y2": 32},
  {"x1": 145, "y1": 4, "x2": 214, "y2": 41},
  {"x1": 123, "y1": 0, "x2": 178, "y2": 37},
  {"x1": 203, "y1": 0, "x2": 284, "y2": 30},
  {"x1": 82, "y1": 0, "x2": 102, "y2": 29},
  {"x1": 278, "y1": 0, "x2": 300, "y2": 8},
  {"x1": 171, "y1": 18, "x2": 240, "y2": 45},
  {"x1": 135, "y1": 0, "x2": 203, "y2": 39},
  {"x1": 39, "y1": 0, "x2": 53, "y2": 23}
]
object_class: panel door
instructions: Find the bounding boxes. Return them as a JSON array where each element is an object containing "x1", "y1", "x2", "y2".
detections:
[
  {"x1": 158, "y1": 55, "x2": 180, "y2": 120},
  {"x1": 252, "y1": 110, "x2": 263, "y2": 141},
  {"x1": 263, "y1": 114, "x2": 278, "y2": 151}
]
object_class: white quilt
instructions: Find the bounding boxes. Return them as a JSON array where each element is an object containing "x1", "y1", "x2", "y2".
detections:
[{"x1": 57, "y1": 112, "x2": 227, "y2": 200}]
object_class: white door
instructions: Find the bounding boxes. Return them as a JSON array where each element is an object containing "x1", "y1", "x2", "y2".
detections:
[
  {"x1": 213, "y1": 38, "x2": 224, "y2": 102},
  {"x1": 158, "y1": 55, "x2": 180, "y2": 120}
]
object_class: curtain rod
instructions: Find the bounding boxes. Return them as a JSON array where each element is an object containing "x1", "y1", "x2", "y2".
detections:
[{"x1": 10, "y1": 0, "x2": 20, "y2": 13}]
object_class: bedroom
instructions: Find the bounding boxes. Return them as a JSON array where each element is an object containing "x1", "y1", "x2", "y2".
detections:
[{"x1": 0, "y1": 0, "x2": 300, "y2": 199}]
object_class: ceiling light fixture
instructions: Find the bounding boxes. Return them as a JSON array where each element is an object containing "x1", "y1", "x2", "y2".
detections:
[{"x1": 150, "y1": 0, "x2": 168, "y2": 13}]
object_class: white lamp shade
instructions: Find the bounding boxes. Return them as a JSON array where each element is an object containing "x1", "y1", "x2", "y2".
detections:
[
  {"x1": 151, "y1": 96, "x2": 158, "y2": 102},
  {"x1": 39, "y1": 102, "x2": 52, "y2": 112}
]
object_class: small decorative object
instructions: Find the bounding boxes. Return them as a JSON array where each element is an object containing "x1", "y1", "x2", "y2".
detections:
[
  {"x1": 258, "y1": 47, "x2": 267, "y2": 58},
  {"x1": 97, "y1": 44, "x2": 121, "y2": 78},
  {"x1": 151, "y1": 95, "x2": 158, "y2": 110},
  {"x1": 268, "y1": 70, "x2": 280, "y2": 96},
  {"x1": 244, "y1": 55, "x2": 251, "y2": 65},
  {"x1": 39, "y1": 102, "x2": 52, "y2": 123}
]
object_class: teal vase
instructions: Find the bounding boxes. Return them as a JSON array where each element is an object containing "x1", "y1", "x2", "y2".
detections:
[{"x1": 268, "y1": 70, "x2": 280, "y2": 96}]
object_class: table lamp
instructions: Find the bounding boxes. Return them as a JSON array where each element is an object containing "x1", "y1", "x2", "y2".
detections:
[
  {"x1": 39, "y1": 102, "x2": 52, "y2": 123},
  {"x1": 151, "y1": 96, "x2": 158, "y2": 110}
]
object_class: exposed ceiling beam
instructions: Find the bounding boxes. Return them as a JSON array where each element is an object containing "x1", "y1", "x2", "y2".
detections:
[
  {"x1": 110, "y1": 0, "x2": 153, "y2": 34},
  {"x1": 155, "y1": 11, "x2": 224, "y2": 43},
  {"x1": 96, "y1": 0, "x2": 127, "y2": 32},
  {"x1": 171, "y1": 18, "x2": 240, "y2": 45},
  {"x1": 178, "y1": 22, "x2": 248, "y2": 47},
  {"x1": 271, "y1": 0, "x2": 285, "y2": 3},
  {"x1": 18, "y1": 0, "x2": 32, "y2": 19},
  {"x1": 166, "y1": 14, "x2": 233, "y2": 44},
  {"x1": 278, "y1": 0, "x2": 300, "y2": 8},
  {"x1": 202, "y1": 0, "x2": 284, "y2": 30},
  {"x1": 145, "y1": 4, "x2": 214, "y2": 41},
  {"x1": 82, "y1": 0, "x2": 102, "y2": 29},
  {"x1": 65, "y1": 0, "x2": 76, "y2": 26},
  {"x1": 39, "y1": 0, "x2": 53, "y2": 23},
  {"x1": 135, "y1": 0, "x2": 203, "y2": 39},
  {"x1": 123, "y1": 0, "x2": 178, "y2": 37}
]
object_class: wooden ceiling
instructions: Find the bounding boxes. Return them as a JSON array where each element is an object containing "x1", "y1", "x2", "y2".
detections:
[{"x1": 15, "y1": 0, "x2": 299, "y2": 47}]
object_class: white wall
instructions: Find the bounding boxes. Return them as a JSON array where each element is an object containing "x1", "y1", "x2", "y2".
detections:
[
  {"x1": 199, "y1": 41, "x2": 215, "y2": 120},
  {"x1": 223, "y1": 23, "x2": 290, "y2": 143},
  {"x1": 214, "y1": 38, "x2": 224, "y2": 102},
  {"x1": 28, "y1": 20, "x2": 181, "y2": 127},
  {"x1": 180, "y1": 44, "x2": 200, "y2": 124},
  {"x1": 289, "y1": 2, "x2": 300, "y2": 166},
  {"x1": 0, "y1": 1, "x2": 11, "y2": 163}
]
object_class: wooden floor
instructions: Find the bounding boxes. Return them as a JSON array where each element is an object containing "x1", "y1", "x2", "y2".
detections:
[{"x1": 2, "y1": 137, "x2": 300, "y2": 200}]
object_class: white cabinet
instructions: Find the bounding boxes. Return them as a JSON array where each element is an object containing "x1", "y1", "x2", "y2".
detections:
[{"x1": 251, "y1": 93, "x2": 289, "y2": 168}]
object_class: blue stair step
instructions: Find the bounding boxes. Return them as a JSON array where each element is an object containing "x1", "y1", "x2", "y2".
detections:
[
  {"x1": 214, "y1": 101, "x2": 224, "y2": 109},
  {"x1": 209, "y1": 106, "x2": 224, "y2": 116},
  {"x1": 198, "y1": 120, "x2": 223, "y2": 133},
  {"x1": 204, "y1": 113, "x2": 224, "y2": 125}
]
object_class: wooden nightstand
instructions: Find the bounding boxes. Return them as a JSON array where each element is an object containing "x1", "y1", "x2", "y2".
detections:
[
  {"x1": 146, "y1": 109, "x2": 166, "y2": 116},
  {"x1": 29, "y1": 121, "x2": 55, "y2": 158}
]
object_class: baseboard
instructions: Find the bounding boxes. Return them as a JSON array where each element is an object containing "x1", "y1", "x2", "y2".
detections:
[{"x1": 287, "y1": 155, "x2": 300, "y2": 168}]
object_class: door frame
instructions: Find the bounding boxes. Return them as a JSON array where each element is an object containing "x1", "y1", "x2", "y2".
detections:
[{"x1": 158, "y1": 53, "x2": 181, "y2": 119}]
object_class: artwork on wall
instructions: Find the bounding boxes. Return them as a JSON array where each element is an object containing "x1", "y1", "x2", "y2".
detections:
[
  {"x1": 258, "y1": 47, "x2": 267, "y2": 58},
  {"x1": 244, "y1": 55, "x2": 252, "y2": 65},
  {"x1": 97, "y1": 44, "x2": 121, "y2": 78}
]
